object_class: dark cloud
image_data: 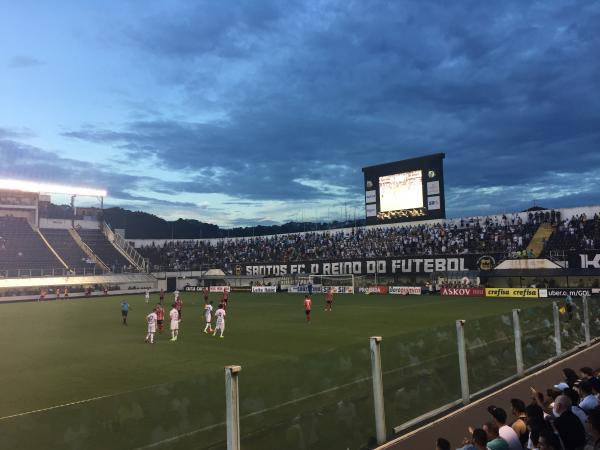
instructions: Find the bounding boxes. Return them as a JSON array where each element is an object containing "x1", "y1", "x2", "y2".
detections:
[{"x1": 0, "y1": 0, "x2": 588, "y2": 225}]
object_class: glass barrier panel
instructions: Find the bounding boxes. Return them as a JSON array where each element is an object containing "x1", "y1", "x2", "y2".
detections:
[
  {"x1": 238, "y1": 340, "x2": 376, "y2": 450},
  {"x1": 382, "y1": 323, "x2": 460, "y2": 431},
  {"x1": 589, "y1": 297, "x2": 600, "y2": 339},
  {"x1": 559, "y1": 297, "x2": 586, "y2": 351},
  {"x1": 0, "y1": 372, "x2": 226, "y2": 450},
  {"x1": 520, "y1": 302, "x2": 556, "y2": 369},
  {"x1": 465, "y1": 313, "x2": 516, "y2": 394}
]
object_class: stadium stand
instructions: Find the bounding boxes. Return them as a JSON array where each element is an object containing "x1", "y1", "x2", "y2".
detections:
[
  {"x1": 139, "y1": 217, "x2": 538, "y2": 271},
  {"x1": 432, "y1": 368, "x2": 598, "y2": 450},
  {"x1": 76, "y1": 228, "x2": 131, "y2": 271},
  {"x1": 40, "y1": 228, "x2": 97, "y2": 272},
  {"x1": 0, "y1": 216, "x2": 64, "y2": 273},
  {"x1": 544, "y1": 213, "x2": 600, "y2": 253}
]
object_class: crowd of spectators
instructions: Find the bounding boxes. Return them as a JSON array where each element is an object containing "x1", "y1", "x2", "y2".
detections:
[
  {"x1": 544, "y1": 214, "x2": 600, "y2": 253},
  {"x1": 139, "y1": 214, "x2": 538, "y2": 271},
  {"x1": 436, "y1": 366, "x2": 600, "y2": 450}
]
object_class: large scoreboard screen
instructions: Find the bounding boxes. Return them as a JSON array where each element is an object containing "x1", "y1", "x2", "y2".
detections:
[{"x1": 362, "y1": 153, "x2": 445, "y2": 225}]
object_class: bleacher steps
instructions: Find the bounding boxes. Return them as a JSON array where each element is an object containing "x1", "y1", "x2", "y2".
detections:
[
  {"x1": 68, "y1": 228, "x2": 110, "y2": 271},
  {"x1": 35, "y1": 228, "x2": 69, "y2": 269}
]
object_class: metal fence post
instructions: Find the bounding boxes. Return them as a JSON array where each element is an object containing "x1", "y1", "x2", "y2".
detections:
[
  {"x1": 370, "y1": 336, "x2": 387, "y2": 445},
  {"x1": 553, "y1": 302, "x2": 562, "y2": 356},
  {"x1": 583, "y1": 296, "x2": 591, "y2": 346},
  {"x1": 456, "y1": 320, "x2": 470, "y2": 404},
  {"x1": 513, "y1": 309, "x2": 524, "y2": 377},
  {"x1": 225, "y1": 365, "x2": 242, "y2": 450}
]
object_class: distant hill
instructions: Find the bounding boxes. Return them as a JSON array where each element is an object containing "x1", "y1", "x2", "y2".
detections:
[{"x1": 72, "y1": 206, "x2": 364, "y2": 239}]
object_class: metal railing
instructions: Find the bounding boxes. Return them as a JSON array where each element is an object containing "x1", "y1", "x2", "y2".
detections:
[
  {"x1": 102, "y1": 222, "x2": 148, "y2": 272},
  {"x1": 0, "y1": 266, "x2": 146, "y2": 279}
]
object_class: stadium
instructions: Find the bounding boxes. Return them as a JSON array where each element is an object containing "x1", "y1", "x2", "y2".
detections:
[
  {"x1": 3, "y1": 3, "x2": 600, "y2": 450},
  {"x1": 1, "y1": 149, "x2": 600, "y2": 450}
]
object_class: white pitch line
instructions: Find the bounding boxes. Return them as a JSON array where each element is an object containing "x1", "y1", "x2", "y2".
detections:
[{"x1": 0, "y1": 382, "x2": 170, "y2": 421}]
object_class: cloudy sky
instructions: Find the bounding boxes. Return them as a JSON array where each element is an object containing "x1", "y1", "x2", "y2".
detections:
[{"x1": 1, "y1": 0, "x2": 599, "y2": 227}]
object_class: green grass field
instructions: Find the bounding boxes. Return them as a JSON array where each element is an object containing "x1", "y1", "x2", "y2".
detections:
[{"x1": 0, "y1": 292, "x2": 575, "y2": 450}]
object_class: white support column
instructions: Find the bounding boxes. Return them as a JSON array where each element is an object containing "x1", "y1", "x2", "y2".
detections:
[
  {"x1": 513, "y1": 309, "x2": 524, "y2": 377},
  {"x1": 225, "y1": 365, "x2": 242, "y2": 450},
  {"x1": 553, "y1": 302, "x2": 562, "y2": 356},
  {"x1": 370, "y1": 336, "x2": 387, "y2": 445},
  {"x1": 456, "y1": 320, "x2": 470, "y2": 405},
  {"x1": 583, "y1": 296, "x2": 591, "y2": 346}
]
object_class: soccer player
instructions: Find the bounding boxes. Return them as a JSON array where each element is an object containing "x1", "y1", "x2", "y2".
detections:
[
  {"x1": 203, "y1": 287, "x2": 209, "y2": 304},
  {"x1": 175, "y1": 296, "x2": 183, "y2": 320},
  {"x1": 203, "y1": 301, "x2": 214, "y2": 333},
  {"x1": 213, "y1": 304, "x2": 226, "y2": 338},
  {"x1": 565, "y1": 294, "x2": 574, "y2": 321},
  {"x1": 145, "y1": 307, "x2": 157, "y2": 344},
  {"x1": 324, "y1": 288, "x2": 334, "y2": 312},
  {"x1": 169, "y1": 303, "x2": 180, "y2": 341},
  {"x1": 38, "y1": 288, "x2": 45, "y2": 302},
  {"x1": 145, "y1": 289, "x2": 150, "y2": 304},
  {"x1": 121, "y1": 301, "x2": 130, "y2": 325},
  {"x1": 307, "y1": 281, "x2": 313, "y2": 296},
  {"x1": 159, "y1": 288, "x2": 164, "y2": 304},
  {"x1": 304, "y1": 295, "x2": 312, "y2": 323},
  {"x1": 156, "y1": 303, "x2": 165, "y2": 333},
  {"x1": 64, "y1": 287, "x2": 69, "y2": 299},
  {"x1": 222, "y1": 288, "x2": 229, "y2": 309},
  {"x1": 56, "y1": 287, "x2": 61, "y2": 300}
]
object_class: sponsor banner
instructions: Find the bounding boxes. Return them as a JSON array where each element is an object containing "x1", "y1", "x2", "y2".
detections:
[
  {"x1": 389, "y1": 286, "x2": 422, "y2": 295},
  {"x1": 209, "y1": 286, "x2": 231, "y2": 293},
  {"x1": 241, "y1": 253, "x2": 502, "y2": 276},
  {"x1": 570, "y1": 252, "x2": 600, "y2": 269},
  {"x1": 441, "y1": 287, "x2": 485, "y2": 297},
  {"x1": 289, "y1": 285, "x2": 353, "y2": 294},
  {"x1": 358, "y1": 286, "x2": 388, "y2": 295},
  {"x1": 289, "y1": 285, "x2": 323, "y2": 294},
  {"x1": 251, "y1": 285, "x2": 277, "y2": 293},
  {"x1": 539, "y1": 288, "x2": 591, "y2": 298},
  {"x1": 184, "y1": 285, "x2": 202, "y2": 292},
  {"x1": 485, "y1": 288, "x2": 538, "y2": 298}
]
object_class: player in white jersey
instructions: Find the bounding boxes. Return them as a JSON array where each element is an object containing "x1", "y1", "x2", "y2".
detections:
[
  {"x1": 203, "y1": 301, "x2": 214, "y2": 333},
  {"x1": 145, "y1": 308, "x2": 158, "y2": 344},
  {"x1": 145, "y1": 289, "x2": 150, "y2": 303},
  {"x1": 213, "y1": 304, "x2": 226, "y2": 338},
  {"x1": 169, "y1": 303, "x2": 180, "y2": 341}
]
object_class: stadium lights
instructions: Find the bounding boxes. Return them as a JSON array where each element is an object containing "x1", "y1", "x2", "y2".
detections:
[{"x1": 0, "y1": 178, "x2": 107, "y2": 197}]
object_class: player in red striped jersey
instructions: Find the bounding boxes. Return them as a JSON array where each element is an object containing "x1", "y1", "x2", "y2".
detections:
[
  {"x1": 324, "y1": 288, "x2": 334, "y2": 312},
  {"x1": 304, "y1": 295, "x2": 312, "y2": 323},
  {"x1": 222, "y1": 289, "x2": 229, "y2": 309}
]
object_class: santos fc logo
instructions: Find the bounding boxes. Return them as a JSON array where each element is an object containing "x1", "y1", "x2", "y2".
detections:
[{"x1": 477, "y1": 255, "x2": 496, "y2": 271}]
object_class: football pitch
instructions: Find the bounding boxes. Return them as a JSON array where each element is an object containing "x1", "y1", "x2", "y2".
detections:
[{"x1": 0, "y1": 292, "x2": 575, "y2": 449}]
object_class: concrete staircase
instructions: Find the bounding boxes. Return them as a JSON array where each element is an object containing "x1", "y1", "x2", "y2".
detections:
[{"x1": 527, "y1": 223, "x2": 554, "y2": 257}]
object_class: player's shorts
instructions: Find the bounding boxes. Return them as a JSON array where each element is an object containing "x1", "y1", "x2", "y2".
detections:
[
  {"x1": 326, "y1": 300, "x2": 332, "y2": 304},
  {"x1": 157, "y1": 320, "x2": 163, "y2": 326},
  {"x1": 205, "y1": 315, "x2": 212, "y2": 323},
  {"x1": 216, "y1": 320, "x2": 225, "y2": 330},
  {"x1": 170, "y1": 320, "x2": 179, "y2": 330},
  {"x1": 305, "y1": 310, "x2": 311, "y2": 316},
  {"x1": 148, "y1": 324, "x2": 156, "y2": 333},
  {"x1": 122, "y1": 310, "x2": 128, "y2": 317}
]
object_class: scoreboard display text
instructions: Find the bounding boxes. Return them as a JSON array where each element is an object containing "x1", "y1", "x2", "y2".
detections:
[{"x1": 362, "y1": 153, "x2": 446, "y2": 225}]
